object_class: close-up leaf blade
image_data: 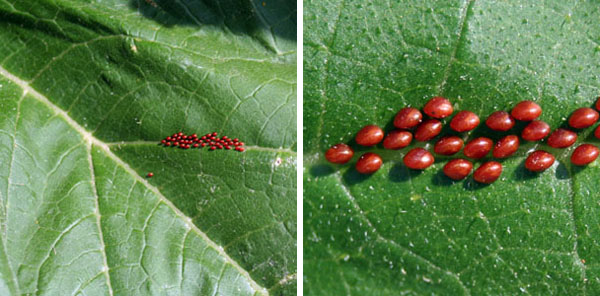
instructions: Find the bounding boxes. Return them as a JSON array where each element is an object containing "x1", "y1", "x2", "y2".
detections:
[
  {"x1": 0, "y1": 0, "x2": 296, "y2": 295},
  {"x1": 304, "y1": 0, "x2": 599, "y2": 295}
]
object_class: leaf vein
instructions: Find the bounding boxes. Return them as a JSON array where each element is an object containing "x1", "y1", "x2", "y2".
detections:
[
  {"x1": 335, "y1": 173, "x2": 471, "y2": 296},
  {"x1": 0, "y1": 64, "x2": 269, "y2": 295},
  {"x1": 86, "y1": 142, "x2": 114, "y2": 296},
  {"x1": 438, "y1": 0, "x2": 475, "y2": 94}
]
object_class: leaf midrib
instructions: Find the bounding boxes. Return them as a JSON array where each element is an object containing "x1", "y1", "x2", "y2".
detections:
[
  {"x1": 0, "y1": 64, "x2": 269, "y2": 295},
  {"x1": 86, "y1": 140, "x2": 115, "y2": 296},
  {"x1": 106, "y1": 141, "x2": 296, "y2": 154},
  {"x1": 2, "y1": 92, "x2": 25, "y2": 296}
]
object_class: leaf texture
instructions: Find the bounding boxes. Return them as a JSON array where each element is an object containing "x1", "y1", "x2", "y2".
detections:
[
  {"x1": 304, "y1": 0, "x2": 600, "y2": 295},
  {"x1": 0, "y1": 0, "x2": 296, "y2": 295}
]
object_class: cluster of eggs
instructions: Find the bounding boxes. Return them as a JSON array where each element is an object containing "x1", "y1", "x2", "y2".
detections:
[
  {"x1": 325, "y1": 97, "x2": 600, "y2": 184},
  {"x1": 160, "y1": 132, "x2": 245, "y2": 152}
]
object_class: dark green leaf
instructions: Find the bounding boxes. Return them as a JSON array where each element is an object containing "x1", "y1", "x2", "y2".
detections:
[
  {"x1": 0, "y1": 0, "x2": 296, "y2": 294},
  {"x1": 304, "y1": 0, "x2": 599, "y2": 294}
]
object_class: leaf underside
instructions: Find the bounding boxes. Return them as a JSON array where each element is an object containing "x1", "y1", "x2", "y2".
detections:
[
  {"x1": 0, "y1": 0, "x2": 296, "y2": 295},
  {"x1": 305, "y1": 0, "x2": 600, "y2": 295}
]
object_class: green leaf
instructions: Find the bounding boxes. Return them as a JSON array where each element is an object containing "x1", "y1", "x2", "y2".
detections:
[
  {"x1": 304, "y1": 0, "x2": 599, "y2": 294},
  {"x1": 0, "y1": 0, "x2": 296, "y2": 295}
]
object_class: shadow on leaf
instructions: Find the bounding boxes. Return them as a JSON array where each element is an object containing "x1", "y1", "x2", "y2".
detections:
[
  {"x1": 388, "y1": 162, "x2": 423, "y2": 182},
  {"x1": 129, "y1": 0, "x2": 296, "y2": 41},
  {"x1": 512, "y1": 159, "x2": 538, "y2": 181},
  {"x1": 430, "y1": 169, "x2": 454, "y2": 187},
  {"x1": 309, "y1": 164, "x2": 335, "y2": 177},
  {"x1": 462, "y1": 177, "x2": 491, "y2": 191},
  {"x1": 555, "y1": 161, "x2": 571, "y2": 180},
  {"x1": 342, "y1": 168, "x2": 373, "y2": 185}
]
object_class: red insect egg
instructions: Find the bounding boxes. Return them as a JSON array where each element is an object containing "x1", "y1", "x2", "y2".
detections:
[
  {"x1": 414, "y1": 119, "x2": 442, "y2": 141},
  {"x1": 356, "y1": 152, "x2": 383, "y2": 174},
  {"x1": 225, "y1": 146, "x2": 231, "y2": 150},
  {"x1": 403, "y1": 148, "x2": 435, "y2": 170},
  {"x1": 161, "y1": 140, "x2": 166, "y2": 144},
  {"x1": 165, "y1": 142, "x2": 171, "y2": 146},
  {"x1": 233, "y1": 138, "x2": 239, "y2": 142},
  {"x1": 474, "y1": 161, "x2": 503, "y2": 184},
  {"x1": 147, "y1": 172, "x2": 153, "y2": 178},
  {"x1": 355, "y1": 125, "x2": 384, "y2": 146},
  {"x1": 191, "y1": 133, "x2": 197, "y2": 138},
  {"x1": 238, "y1": 147, "x2": 245, "y2": 152},
  {"x1": 173, "y1": 142, "x2": 180, "y2": 146},
  {"x1": 178, "y1": 132, "x2": 183, "y2": 137},
  {"x1": 568, "y1": 107, "x2": 599, "y2": 129},
  {"x1": 485, "y1": 111, "x2": 515, "y2": 131},
  {"x1": 525, "y1": 150, "x2": 555, "y2": 172},
  {"x1": 434, "y1": 136, "x2": 464, "y2": 156},
  {"x1": 547, "y1": 128, "x2": 577, "y2": 148},
  {"x1": 383, "y1": 130, "x2": 413, "y2": 150},
  {"x1": 521, "y1": 120, "x2": 550, "y2": 141},
  {"x1": 463, "y1": 137, "x2": 493, "y2": 159},
  {"x1": 571, "y1": 144, "x2": 599, "y2": 166},
  {"x1": 424, "y1": 96, "x2": 453, "y2": 118},
  {"x1": 393, "y1": 107, "x2": 422, "y2": 129},
  {"x1": 450, "y1": 111, "x2": 480, "y2": 132},
  {"x1": 193, "y1": 143, "x2": 199, "y2": 148},
  {"x1": 511, "y1": 100, "x2": 542, "y2": 121},
  {"x1": 443, "y1": 159, "x2": 473, "y2": 180},
  {"x1": 210, "y1": 146, "x2": 216, "y2": 150},
  {"x1": 492, "y1": 135, "x2": 519, "y2": 158},
  {"x1": 201, "y1": 143, "x2": 206, "y2": 147},
  {"x1": 212, "y1": 132, "x2": 218, "y2": 136},
  {"x1": 166, "y1": 136, "x2": 172, "y2": 141},
  {"x1": 325, "y1": 143, "x2": 354, "y2": 164}
]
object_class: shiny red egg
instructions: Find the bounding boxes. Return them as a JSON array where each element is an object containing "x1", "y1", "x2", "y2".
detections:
[
  {"x1": 423, "y1": 97, "x2": 453, "y2": 118},
  {"x1": 443, "y1": 159, "x2": 473, "y2": 180},
  {"x1": 325, "y1": 143, "x2": 354, "y2": 164},
  {"x1": 474, "y1": 161, "x2": 503, "y2": 184}
]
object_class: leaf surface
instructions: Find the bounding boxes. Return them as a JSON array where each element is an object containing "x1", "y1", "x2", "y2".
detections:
[
  {"x1": 304, "y1": 1, "x2": 599, "y2": 294},
  {"x1": 0, "y1": 0, "x2": 296, "y2": 295}
]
